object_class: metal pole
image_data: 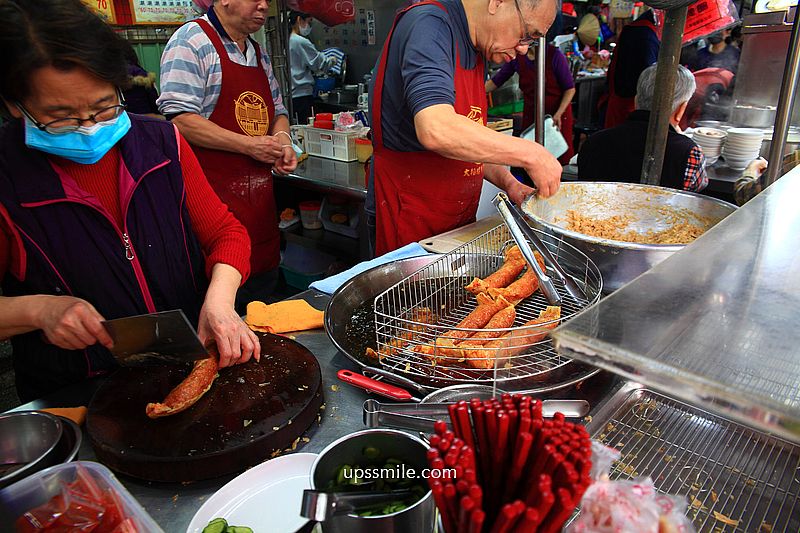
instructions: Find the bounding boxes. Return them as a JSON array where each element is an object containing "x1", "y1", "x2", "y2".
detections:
[
  {"x1": 535, "y1": 37, "x2": 546, "y2": 145},
  {"x1": 276, "y1": 0, "x2": 293, "y2": 123},
  {"x1": 641, "y1": 6, "x2": 688, "y2": 185},
  {"x1": 765, "y1": 8, "x2": 800, "y2": 186}
]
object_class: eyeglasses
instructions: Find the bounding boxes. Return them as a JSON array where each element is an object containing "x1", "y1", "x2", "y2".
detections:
[
  {"x1": 513, "y1": 0, "x2": 539, "y2": 47},
  {"x1": 17, "y1": 90, "x2": 127, "y2": 134}
]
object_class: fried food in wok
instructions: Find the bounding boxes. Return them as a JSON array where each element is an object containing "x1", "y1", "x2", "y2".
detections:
[
  {"x1": 465, "y1": 245, "x2": 526, "y2": 295},
  {"x1": 365, "y1": 306, "x2": 437, "y2": 363},
  {"x1": 487, "y1": 251, "x2": 546, "y2": 304},
  {"x1": 462, "y1": 306, "x2": 561, "y2": 370}
]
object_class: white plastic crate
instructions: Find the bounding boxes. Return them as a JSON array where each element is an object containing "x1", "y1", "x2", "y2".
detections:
[{"x1": 301, "y1": 126, "x2": 359, "y2": 162}]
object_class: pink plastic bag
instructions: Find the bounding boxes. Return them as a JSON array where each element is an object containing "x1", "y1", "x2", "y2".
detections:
[{"x1": 567, "y1": 477, "x2": 695, "y2": 533}]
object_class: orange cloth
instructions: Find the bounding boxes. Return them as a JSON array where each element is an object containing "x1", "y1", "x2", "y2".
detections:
[
  {"x1": 40, "y1": 406, "x2": 88, "y2": 426},
  {"x1": 245, "y1": 300, "x2": 324, "y2": 333}
]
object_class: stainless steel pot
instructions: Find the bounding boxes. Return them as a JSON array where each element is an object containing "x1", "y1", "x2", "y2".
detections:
[
  {"x1": 309, "y1": 429, "x2": 435, "y2": 533},
  {"x1": 731, "y1": 104, "x2": 777, "y2": 128},
  {"x1": 521, "y1": 183, "x2": 737, "y2": 293}
]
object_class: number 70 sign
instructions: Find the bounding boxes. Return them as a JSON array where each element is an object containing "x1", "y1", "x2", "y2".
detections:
[{"x1": 82, "y1": 0, "x2": 117, "y2": 23}]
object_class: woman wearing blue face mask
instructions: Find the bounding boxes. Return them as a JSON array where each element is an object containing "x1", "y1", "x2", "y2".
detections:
[
  {"x1": 0, "y1": 0, "x2": 260, "y2": 402},
  {"x1": 288, "y1": 10, "x2": 336, "y2": 124}
]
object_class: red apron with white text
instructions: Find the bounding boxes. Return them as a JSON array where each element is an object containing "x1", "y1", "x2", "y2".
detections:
[
  {"x1": 518, "y1": 48, "x2": 574, "y2": 164},
  {"x1": 373, "y1": 0, "x2": 486, "y2": 256},
  {"x1": 604, "y1": 17, "x2": 657, "y2": 129},
  {"x1": 192, "y1": 19, "x2": 279, "y2": 274}
]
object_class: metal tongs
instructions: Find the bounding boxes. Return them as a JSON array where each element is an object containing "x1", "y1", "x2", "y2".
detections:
[
  {"x1": 363, "y1": 398, "x2": 591, "y2": 432},
  {"x1": 301, "y1": 488, "x2": 415, "y2": 521},
  {"x1": 492, "y1": 192, "x2": 588, "y2": 305}
]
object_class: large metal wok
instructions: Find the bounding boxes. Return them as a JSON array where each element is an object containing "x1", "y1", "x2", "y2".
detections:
[
  {"x1": 324, "y1": 256, "x2": 600, "y2": 395},
  {"x1": 522, "y1": 182, "x2": 737, "y2": 292}
]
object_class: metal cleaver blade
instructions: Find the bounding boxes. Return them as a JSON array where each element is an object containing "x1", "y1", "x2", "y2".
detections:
[{"x1": 102, "y1": 309, "x2": 208, "y2": 366}]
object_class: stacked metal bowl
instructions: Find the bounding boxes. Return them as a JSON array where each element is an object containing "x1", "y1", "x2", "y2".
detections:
[{"x1": 0, "y1": 411, "x2": 81, "y2": 489}]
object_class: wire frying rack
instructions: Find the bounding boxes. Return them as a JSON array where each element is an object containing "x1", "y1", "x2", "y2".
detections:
[{"x1": 373, "y1": 224, "x2": 602, "y2": 386}]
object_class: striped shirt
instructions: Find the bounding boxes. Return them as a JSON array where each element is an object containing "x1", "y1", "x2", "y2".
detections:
[{"x1": 157, "y1": 12, "x2": 287, "y2": 119}]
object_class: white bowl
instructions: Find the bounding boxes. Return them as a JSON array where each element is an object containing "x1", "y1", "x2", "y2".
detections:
[
  {"x1": 694, "y1": 138, "x2": 725, "y2": 148},
  {"x1": 723, "y1": 149, "x2": 760, "y2": 158},
  {"x1": 724, "y1": 156, "x2": 755, "y2": 169},
  {"x1": 704, "y1": 156, "x2": 719, "y2": 166},
  {"x1": 725, "y1": 137, "x2": 763, "y2": 146},
  {"x1": 728, "y1": 127, "x2": 765, "y2": 137},
  {"x1": 694, "y1": 127, "x2": 727, "y2": 139}
]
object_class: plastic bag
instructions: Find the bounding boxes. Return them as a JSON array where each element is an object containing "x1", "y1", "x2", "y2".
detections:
[
  {"x1": 521, "y1": 117, "x2": 569, "y2": 159},
  {"x1": 567, "y1": 477, "x2": 696, "y2": 533}
]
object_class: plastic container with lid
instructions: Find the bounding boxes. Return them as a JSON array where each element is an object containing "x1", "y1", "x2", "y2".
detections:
[
  {"x1": 313, "y1": 119, "x2": 335, "y2": 130},
  {"x1": 298, "y1": 201, "x2": 322, "y2": 230},
  {"x1": 355, "y1": 138, "x2": 373, "y2": 163},
  {"x1": 0, "y1": 461, "x2": 164, "y2": 531}
]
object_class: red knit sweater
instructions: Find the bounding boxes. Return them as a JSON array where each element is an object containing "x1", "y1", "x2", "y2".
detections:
[{"x1": 0, "y1": 133, "x2": 251, "y2": 284}]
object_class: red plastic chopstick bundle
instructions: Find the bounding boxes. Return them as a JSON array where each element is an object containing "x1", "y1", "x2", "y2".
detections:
[{"x1": 426, "y1": 395, "x2": 592, "y2": 533}]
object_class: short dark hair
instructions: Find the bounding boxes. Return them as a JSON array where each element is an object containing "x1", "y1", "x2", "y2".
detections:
[
  {"x1": 288, "y1": 10, "x2": 311, "y2": 28},
  {"x1": 0, "y1": 0, "x2": 130, "y2": 102}
]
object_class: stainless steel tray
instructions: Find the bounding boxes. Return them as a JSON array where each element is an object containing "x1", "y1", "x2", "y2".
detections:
[{"x1": 587, "y1": 384, "x2": 800, "y2": 532}]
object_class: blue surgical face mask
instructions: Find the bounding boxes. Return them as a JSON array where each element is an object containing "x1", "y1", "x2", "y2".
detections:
[
  {"x1": 23, "y1": 111, "x2": 132, "y2": 164},
  {"x1": 300, "y1": 23, "x2": 312, "y2": 37}
]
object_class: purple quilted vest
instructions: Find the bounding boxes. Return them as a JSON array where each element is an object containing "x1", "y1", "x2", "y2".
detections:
[{"x1": 0, "y1": 114, "x2": 207, "y2": 401}]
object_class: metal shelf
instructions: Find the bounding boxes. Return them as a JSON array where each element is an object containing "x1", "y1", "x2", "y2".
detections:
[{"x1": 553, "y1": 164, "x2": 800, "y2": 445}]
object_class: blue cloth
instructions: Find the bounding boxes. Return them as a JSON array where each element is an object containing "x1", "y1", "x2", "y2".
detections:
[
  {"x1": 309, "y1": 243, "x2": 430, "y2": 294},
  {"x1": 321, "y1": 47, "x2": 346, "y2": 75}
]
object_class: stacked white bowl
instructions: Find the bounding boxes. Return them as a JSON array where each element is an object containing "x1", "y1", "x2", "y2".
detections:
[
  {"x1": 692, "y1": 127, "x2": 726, "y2": 166},
  {"x1": 723, "y1": 128, "x2": 764, "y2": 170}
]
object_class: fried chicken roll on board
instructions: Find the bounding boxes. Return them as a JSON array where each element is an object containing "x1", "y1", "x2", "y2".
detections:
[{"x1": 146, "y1": 346, "x2": 219, "y2": 419}]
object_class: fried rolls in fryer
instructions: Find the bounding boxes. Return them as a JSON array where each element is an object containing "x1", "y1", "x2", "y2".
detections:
[
  {"x1": 462, "y1": 306, "x2": 561, "y2": 369},
  {"x1": 465, "y1": 245, "x2": 526, "y2": 295}
]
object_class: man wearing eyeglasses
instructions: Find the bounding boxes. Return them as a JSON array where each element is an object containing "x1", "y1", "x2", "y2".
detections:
[{"x1": 367, "y1": 0, "x2": 562, "y2": 256}]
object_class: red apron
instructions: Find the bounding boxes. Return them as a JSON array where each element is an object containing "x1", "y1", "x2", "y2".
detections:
[
  {"x1": 373, "y1": 0, "x2": 487, "y2": 256},
  {"x1": 192, "y1": 19, "x2": 279, "y2": 274},
  {"x1": 518, "y1": 47, "x2": 575, "y2": 164},
  {"x1": 604, "y1": 17, "x2": 657, "y2": 129}
]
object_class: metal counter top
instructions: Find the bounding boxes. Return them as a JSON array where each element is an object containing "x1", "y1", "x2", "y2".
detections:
[
  {"x1": 9, "y1": 288, "x2": 618, "y2": 532},
  {"x1": 552, "y1": 164, "x2": 800, "y2": 444},
  {"x1": 275, "y1": 156, "x2": 367, "y2": 199}
]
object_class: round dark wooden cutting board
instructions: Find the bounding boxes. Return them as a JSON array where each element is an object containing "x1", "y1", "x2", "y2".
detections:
[{"x1": 86, "y1": 332, "x2": 323, "y2": 482}]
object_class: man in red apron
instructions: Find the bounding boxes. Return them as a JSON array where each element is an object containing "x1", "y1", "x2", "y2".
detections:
[
  {"x1": 158, "y1": 0, "x2": 296, "y2": 309},
  {"x1": 604, "y1": 9, "x2": 660, "y2": 129},
  {"x1": 368, "y1": 0, "x2": 562, "y2": 256}
]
